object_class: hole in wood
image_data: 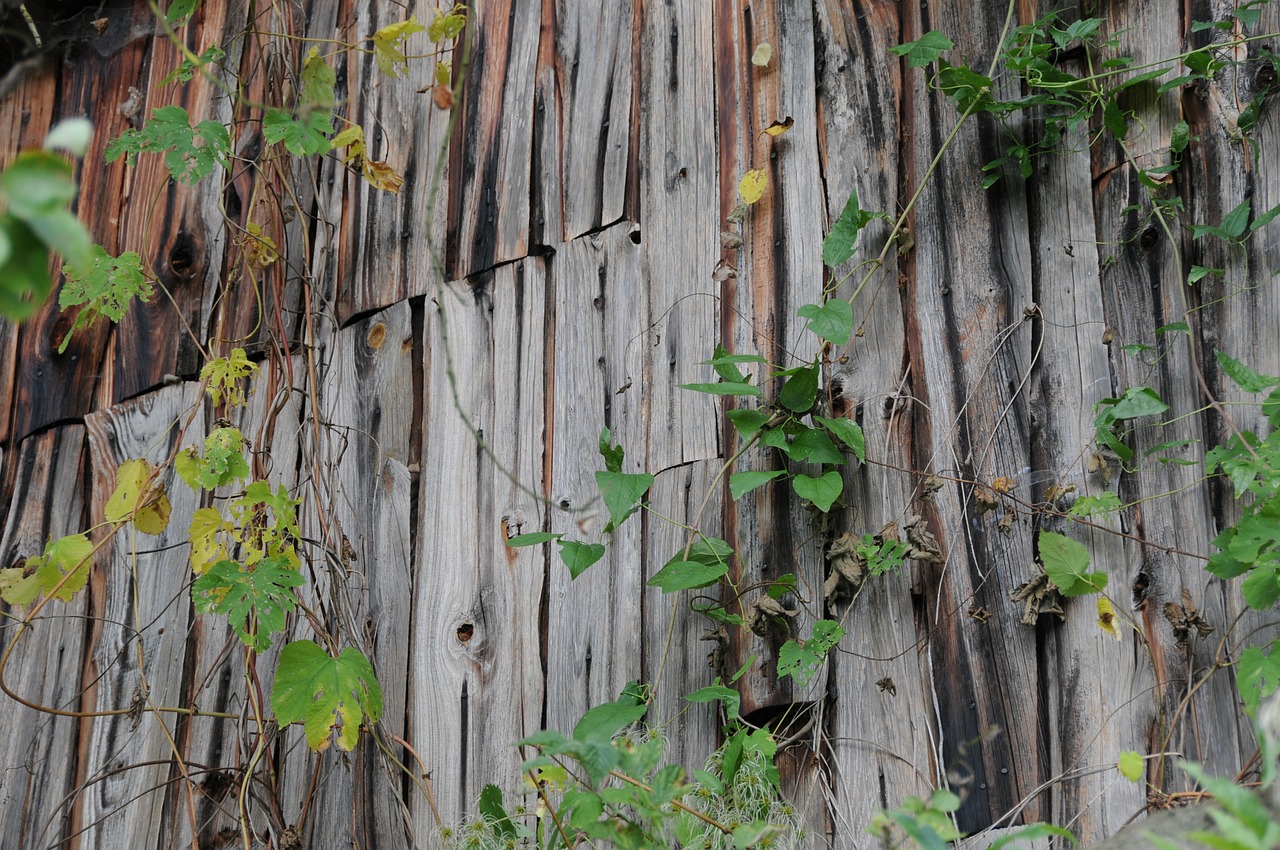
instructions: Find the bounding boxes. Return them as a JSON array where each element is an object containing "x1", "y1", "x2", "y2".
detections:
[
  {"x1": 457, "y1": 622, "x2": 474, "y2": 642},
  {"x1": 629, "y1": 229, "x2": 642, "y2": 245}
]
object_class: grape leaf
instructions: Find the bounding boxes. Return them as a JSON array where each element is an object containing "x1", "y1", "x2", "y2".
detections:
[
  {"x1": 105, "y1": 106, "x2": 230, "y2": 185},
  {"x1": 187, "y1": 507, "x2": 230, "y2": 574},
  {"x1": 272, "y1": 640, "x2": 383, "y2": 752},
  {"x1": 263, "y1": 107, "x2": 333, "y2": 157},
  {"x1": 0, "y1": 533, "x2": 95, "y2": 606},
  {"x1": 176, "y1": 427, "x2": 250, "y2": 490},
  {"x1": 1039, "y1": 530, "x2": 1106, "y2": 596},
  {"x1": 1117, "y1": 750, "x2": 1145, "y2": 782},
  {"x1": 201, "y1": 348, "x2": 258, "y2": 407},
  {"x1": 428, "y1": 9, "x2": 467, "y2": 42},
  {"x1": 372, "y1": 18, "x2": 427, "y2": 78},
  {"x1": 58, "y1": 248, "x2": 151, "y2": 352},
  {"x1": 194, "y1": 556, "x2": 303, "y2": 652}
]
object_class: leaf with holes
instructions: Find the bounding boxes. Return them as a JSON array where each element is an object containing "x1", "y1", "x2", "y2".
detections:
[
  {"x1": 272, "y1": 640, "x2": 383, "y2": 752},
  {"x1": 105, "y1": 106, "x2": 230, "y2": 185},
  {"x1": 201, "y1": 348, "x2": 258, "y2": 407},
  {"x1": 58, "y1": 247, "x2": 151, "y2": 352},
  {"x1": 0, "y1": 533, "x2": 95, "y2": 606},
  {"x1": 194, "y1": 556, "x2": 303, "y2": 652}
]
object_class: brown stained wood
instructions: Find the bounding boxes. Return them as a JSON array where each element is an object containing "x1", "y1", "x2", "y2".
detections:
[
  {"x1": 447, "y1": 0, "x2": 540, "y2": 281},
  {"x1": 904, "y1": 1, "x2": 1040, "y2": 831},
  {"x1": 634, "y1": 0, "x2": 720, "y2": 472},
  {"x1": 1090, "y1": 4, "x2": 1244, "y2": 785},
  {"x1": 411, "y1": 260, "x2": 547, "y2": 830},
  {"x1": 332, "y1": 2, "x2": 453, "y2": 322},
  {"x1": 712, "y1": 0, "x2": 829, "y2": 722},
  {"x1": 546, "y1": 1, "x2": 635, "y2": 241},
  {"x1": 811, "y1": 3, "x2": 941, "y2": 841},
  {"x1": 0, "y1": 319, "x2": 15, "y2": 444},
  {"x1": 1027, "y1": 124, "x2": 1150, "y2": 843},
  {"x1": 0, "y1": 426, "x2": 88, "y2": 850},
  {"x1": 80, "y1": 381, "x2": 205, "y2": 849}
]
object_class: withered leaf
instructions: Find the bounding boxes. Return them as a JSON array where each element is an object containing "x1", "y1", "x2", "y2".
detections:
[
  {"x1": 761, "y1": 117, "x2": 794, "y2": 137},
  {"x1": 903, "y1": 515, "x2": 943, "y2": 564}
]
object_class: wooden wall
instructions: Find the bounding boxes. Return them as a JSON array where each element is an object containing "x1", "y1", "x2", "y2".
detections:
[{"x1": 1, "y1": 0, "x2": 1277, "y2": 847}]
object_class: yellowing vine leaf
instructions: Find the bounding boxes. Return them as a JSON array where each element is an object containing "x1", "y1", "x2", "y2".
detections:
[
  {"x1": 762, "y1": 117, "x2": 793, "y2": 137},
  {"x1": 739, "y1": 168, "x2": 767, "y2": 205},
  {"x1": 243, "y1": 223, "x2": 278, "y2": 269},
  {"x1": 201, "y1": 348, "x2": 257, "y2": 407},
  {"x1": 372, "y1": 18, "x2": 427, "y2": 79},
  {"x1": 188, "y1": 507, "x2": 231, "y2": 574},
  {"x1": 271, "y1": 640, "x2": 383, "y2": 752},
  {"x1": 751, "y1": 43, "x2": 772, "y2": 66},
  {"x1": 329, "y1": 124, "x2": 404, "y2": 192},
  {"x1": 105, "y1": 459, "x2": 172, "y2": 534},
  {"x1": 1097, "y1": 597, "x2": 1121, "y2": 640},
  {"x1": 0, "y1": 533, "x2": 95, "y2": 606}
]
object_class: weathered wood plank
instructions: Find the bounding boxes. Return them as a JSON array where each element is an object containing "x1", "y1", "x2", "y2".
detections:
[
  {"x1": 0, "y1": 426, "x2": 89, "y2": 850},
  {"x1": 80, "y1": 381, "x2": 205, "y2": 849},
  {"x1": 904, "y1": 0, "x2": 1040, "y2": 831},
  {"x1": 411, "y1": 260, "x2": 547, "y2": 831},
  {"x1": 333, "y1": 2, "x2": 454, "y2": 321},
  {"x1": 546, "y1": 1, "x2": 635, "y2": 241},
  {"x1": 812, "y1": 1, "x2": 941, "y2": 842},
  {"x1": 0, "y1": 318, "x2": 14, "y2": 445},
  {"x1": 447, "y1": 0, "x2": 540, "y2": 280}
]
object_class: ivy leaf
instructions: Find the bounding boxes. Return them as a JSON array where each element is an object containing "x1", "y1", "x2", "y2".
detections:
[
  {"x1": 1215, "y1": 350, "x2": 1280, "y2": 394},
  {"x1": 105, "y1": 458, "x2": 172, "y2": 534},
  {"x1": 557, "y1": 539, "x2": 606, "y2": 579},
  {"x1": 890, "y1": 31, "x2": 954, "y2": 68},
  {"x1": 729, "y1": 469, "x2": 784, "y2": 500},
  {"x1": 594, "y1": 471, "x2": 654, "y2": 531},
  {"x1": 58, "y1": 248, "x2": 151, "y2": 352},
  {"x1": 814, "y1": 415, "x2": 866, "y2": 462},
  {"x1": 1039, "y1": 530, "x2": 1106, "y2": 596},
  {"x1": 201, "y1": 348, "x2": 258, "y2": 407},
  {"x1": 372, "y1": 18, "x2": 427, "y2": 78},
  {"x1": 792, "y1": 471, "x2": 842, "y2": 512},
  {"x1": 193, "y1": 556, "x2": 303, "y2": 653},
  {"x1": 822, "y1": 188, "x2": 879, "y2": 267},
  {"x1": 797, "y1": 300, "x2": 853, "y2": 346},
  {"x1": 778, "y1": 364, "x2": 818, "y2": 413},
  {"x1": 271, "y1": 640, "x2": 383, "y2": 752}
]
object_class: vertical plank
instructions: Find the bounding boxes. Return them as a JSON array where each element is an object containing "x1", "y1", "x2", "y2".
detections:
[
  {"x1": 905, "y1": 0, "x2": 1040, "y2": 831},
  {"x1": 334, "y1": 1, "x2": 454, "y2": 321},
  {"x1": 0, "y1": 426, "x2": 88, "y2": 850},
  {"x1": 812, "y1": 1, "x2": 940, "y2": 842},
  {"x1": 447, "y1": 0, "x2": 540, "y2": 280},
  {"x1": 0, "y1": 318, "x2": 15, "y2": 444},
  {"x1": 549, "y1": 1, "x2": 635, "y2": 240},
  {"x1": 79, "y1": 382, "x2": 205, "y2": 849},
  {"x1": 411, "y1": 260, "x2": 546, "y2": 830}
]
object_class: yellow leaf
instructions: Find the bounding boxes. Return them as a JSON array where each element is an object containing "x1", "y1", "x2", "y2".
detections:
[
  {"x1": 106, "y1": 459, "x2": 171, "y2": 534},
  {"x1": 1097, "y1": 597, "x2": 1121, "y2": 640},
  {"x1": 363, "y1": 159, "x2": 404, "y2": 193},
  {"x1": 244, "y1": 223, "x2": 279, "y2": 269},
  {"x1": 201, "y1": 348, "x2": 258, "y2": 407},
  {"x1": 0, "y1": 564, "x2": 43, "y2": 607},
  {"x1": 739, "y1": 168, "x2": 768, "y2": 205},
  {"x1": 330, "y1": 125, "x2": 366, "y2": 162},
  {"x1": 761, "y1": 117, "x2": 793, "y2": 137},
  {"x1": 751, "y1": 42, "x2": 772, "y2": 67},
  {"x1": 1117, "y1": 750, "x2": 1145, "y2": 782},
  {"x1": 372, "y1": 18, "x2": 427, "y2": 78},
  {"x1": 188, "y1": 507, "x2": 229, "y2": 574}
]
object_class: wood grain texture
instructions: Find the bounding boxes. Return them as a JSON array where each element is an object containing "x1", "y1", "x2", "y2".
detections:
[
  {"x1": 411, "y1": 259, "x2": 547, "y2": 830},
  {"x1": 0, "y1": 426, "x2": 89, "y2": 850},
  {"x1": 447, "y1": 0, "x2": 540, "y2": 280},
  {"x1": 80, "y1": 381, "x2": 205, "y2": 849},
  {"x1": 0, "y1": 319, "x2": 15, "y2": 445}
]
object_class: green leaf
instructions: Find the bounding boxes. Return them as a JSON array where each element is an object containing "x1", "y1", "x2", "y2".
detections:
[
  {"x1": 1238, "y1": 641, "x2": 1280, "y2": 716},
  {"x1": 1103, "y1": 98, "x2": 1128, "y2": 140},
  {"x1": 986, "y1": 824, "x2": 1078, "y2": 849},
  {"x1": 477, "y1": 785, "x2": 516, "y2": 839},
  {"x1": 1067, "y1": 492, "x2": 1122, "y2": 517},
  {"x1": 594, "y1": 471, "x2": 654, "y2": 531},
  {"x1": 0, "y1": 215, "x2": 55, "y2": 320},
  {"x1": 784, "y1": 428, "x2": 845, "y2": 465},
  {"x1": 160, "y1": 44, "x2": 225, "y2": 86},
  {"x1": 557, "y1": 539, "x2": 606, "y2": 579},
  {"x1": 778, "y1": 619, "x2": 844, "y2": 689},
  {"x1": 1118, "y1": 750, "x2": 1145, "y2": 782},
  {"x1": 1039, "y1": 530, "x2": 1106, "y2": 596},
  {"x1": 201, "y1": 348, "x2": 258, "y2": 407},
  {"x1": 726, "y1": 408, "x2": 770, "y2": 436},
  {"x1": 193, "y1": 556, "x2": 303, "y2": 652},
  {"x1": 176, "y1": 427, "x2": 251, "y2": 490},
  {"x1": 937, "y1": 60, "x2": 995, "y2": 112},
  {"x1": 1243, "y1": 565, "x2": 1280, "y2": 610},
  {"x1": 44, "y1": 118, "x2": 93, "y2": 157},
  {"x1": 814, "y1": 415, "x2": 866, "y2": 462},
  {"x1": 1169, "y1": 120, "x2": 1191, "y2": 155},
  {"x1": 58, "y1": 248, "x2": 151, "y2": 352},
  {"x1": 0, "y1": 533, "x2": 96, "y2": 606},
  {"x1": 271, "y1": 640, "x2": 383, "y2": 752},
  {"x1": 647, "y1": 558, "x2": 728, "y2": 592},
  {"x1": 428, "y1": 10, "x2": 467, "y2": 42},
  {"x1": 729, "y1": 469, "x2": 785, "y2": 500},
  {"x1": 704, "y1": 346, "x2": 766, "y2": 383},
  {"x1": 597, "y1": 427, "x2": 625, "y2": 473},
  {"x1": 890, "y1": 31, "x2": 954, "y2": 68},
  {"x1": 563, "y1": 788, "x2": 605, "y2": 829},
  {"x1": 1252, "y1": 200, "x2": 1280, "y2": 232},
  {"x1": 822, "y1": 188, "x2": 880, "y2": 267},
  {"x1": 686, "y1": 684, "x2": 741, "y2": 721},
  {"x1": 1193, "y1": 197, "x2": 1252, "y2": 241},
  {"x1": 300, "y1": 48, "x2": 336, "y2": 108},
  {"x1": 1215, "y1": 350, "x2": 1280, "y2": 394},
  {"x1": 1187, "y1": 265, "x2": 1222, "y2": 284},
  {"x1": 1, "y1": 151, "x2": 77, "y2": 217},
  {"x1": 573, "y1": 699, "x2": 647, "y2": 744},
  {"x1": 778, "y1": 364, "x2": 819, "y2": 412},
  {"x1": 793, "y1": 471, "x2": 843, "y2": 512},
  {"x1": 105, "y1": 106, "x2": 230, "y2": 185},
  {"x1": 680, "y1": 381, "x2": 762, "y2": 397},
  {"x1": 263, "y1": 106, "x2": 333, "y2": 157},
  {"x1": 797, "y1": 299, "x2": 853, "y2": 346},
  {"x1": 506, "y1": 531, "x2": 559, "y2": 547},
  {"x1": 166, "y1": 0, "x2": 199, "y2": 25}
]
